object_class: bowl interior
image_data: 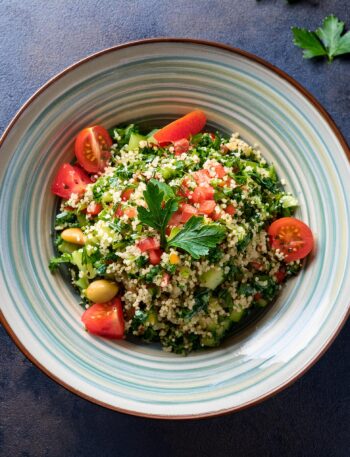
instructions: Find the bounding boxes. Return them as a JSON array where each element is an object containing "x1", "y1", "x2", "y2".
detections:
[{"x1": 1, "y1": 40, "x2": 349, "y2": 418}]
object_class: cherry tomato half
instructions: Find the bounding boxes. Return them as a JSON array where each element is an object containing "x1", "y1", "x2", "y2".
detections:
[
  {"x1": 81, "y1": 297, "x2": 125, "y2": 339},
  {"x1": 51, "y1": 163, "x2": 91, "y2": 199},
  {"x1": 75, "y1": 125, "x2": 112, "y2": 173},
  {"x1": 268, "y1": 217, "x2": 314, "y2": 262}
]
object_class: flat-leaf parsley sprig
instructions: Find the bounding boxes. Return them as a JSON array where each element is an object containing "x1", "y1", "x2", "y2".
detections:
[
  {"x1": 137, "y1": 181, "x2": 226, "y2": 257},
  {"x1": 292, "y1": 15, "x2": 350, "y2": 62},
  {"x1": 168, "y1": 216, "x2": 226, "y2": 259},
  {"x1": 137, "y1": 181, "x2": 178, "y2": 248}
]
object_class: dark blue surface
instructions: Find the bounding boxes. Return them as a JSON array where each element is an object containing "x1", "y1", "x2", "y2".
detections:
[{"x1": 1, "y1": 1, "x2": 349, "y2": 456}]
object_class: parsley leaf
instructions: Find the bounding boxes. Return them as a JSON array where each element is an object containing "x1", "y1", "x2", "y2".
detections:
[
  {"x1": 149, "y1": 178, "x2": 176, "y2": 200},
  {"x1": 292, "y1": 15, "x2": 350, "y2": 62},
  {"x1": 168, "y1": 216, "x2": 226, "y2": 259},
  {"x1": 137, "y1": 181, "x2": 178, "y2": 247}
]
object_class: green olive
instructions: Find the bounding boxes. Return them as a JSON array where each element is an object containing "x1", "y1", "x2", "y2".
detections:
[{"x1": 85, "y1": 279, "x2": 119, "y2": 303}]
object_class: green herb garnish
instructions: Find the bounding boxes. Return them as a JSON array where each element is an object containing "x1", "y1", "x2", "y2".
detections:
[
  {"x1": 292, "y1": 15, "x2": 350, "y2": 62},
  {"x1": 168, "y1": 216, "x2": 226, "y2": 259},
  {"x1": 137, "y1": 181, "x2": 178, "y2": 247}
]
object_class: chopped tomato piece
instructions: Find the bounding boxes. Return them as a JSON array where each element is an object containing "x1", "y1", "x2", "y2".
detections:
[
  {"x1": 168, "y1": 209, "x2": 183, "y2": 227},
  {"x1": 115, "y1": 205, "x2": 124, "y2": 218},
  {"x1": 177, "y1": 177, "x2": 193, "y2": 198},
  {"x1": 154, "y1": 110, "x2": 206, "y2": 145},
  {"x1": 214, "y1": 164, "x2": 226, "y2": 178},
  {"x1": 124, "y1": 207, "x2": 137, "y2": 218},
  {"x1": 149, "y1": 249, "x2": 162, "y2": 265},
  {"x1": 225, "y1": 204, "x2": 236, "y2": 216},
  {"x1": 75, "y1": 125, "x2": 112, "y2": 173},
  {"x1": 180, "y1": 204, "x2": 198, "y2": 223},
  {"x1": 121, "y1": 188, "x2": 134, "y2": 201},
  {"x1": 173, "y1": 138, "x2": 190, "y2": 155},
  {"x1": 254, "y1": 293, "x2": 262, "y2": 301},
  {"x1": 86, "y1": 201, "x2": 103, "y2": 216},
  {"x1": 250, "y1": 261, "x2": 263, "y2": 270},
  {"x1": 137, "y1": 237, "x2": 160, "y2": 252},
  {"x1": 193, "y1": 169, "x2": 211, "y2": 185},
  {"x1": 275, "y1": 268, "x2": 286, "y2": 284},
  {"x1": 198, "y1": 200, "x2": 216, "y2": 215},
  {"x1": 211, "y1": 209, "x2": 222, "y2": 221},
  {"x1": 81, "y1": 298, "x2": 125, "y2": 339},
  {"x1": 268, "y1": 217, "x2": 314, "y2": 262},
  {"x1": 160, "y1": 272, "x2": 170, "y2": 287},
  {"x1": 191, "y1": 185, "x2": 215, "y2": 203},
  {"x1": 51, "y1": 163, "x2": 91, "y2": 199},
  {"x1": 115, "y1": 205, "x2": 136, "y2": 218},
  {"x1": 218, "y1": 176, "x2": 233, "y2": 188}
]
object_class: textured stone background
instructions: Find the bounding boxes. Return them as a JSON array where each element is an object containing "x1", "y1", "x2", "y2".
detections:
[{"x1": 0, "y1": 1, "x2": 349, "y2": 456}]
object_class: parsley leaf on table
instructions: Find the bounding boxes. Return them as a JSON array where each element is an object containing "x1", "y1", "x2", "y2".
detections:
[
  {"x1": 168, "y1": 216, "x2": 226, "y2": 259},
  {"x1": 137, "y1": 181, "x2": 178, "y2": 247},
  {"x1": 292, "y1": 15, "x2": 350, "y2": 62}
]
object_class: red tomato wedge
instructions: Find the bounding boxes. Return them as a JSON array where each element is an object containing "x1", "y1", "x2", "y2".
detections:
[
  {"x1": 268, "y1": 217, "x2": 314, "y2": 262},
  {"x1": 75, "y1": 125, "x2": 112, "y2": 173},
  {"x1": 154, "y1": 110, "x2": 206, "y2": 145},
  {"x1": 81, "y1": 298, "x2": 125, "y2": 339},
  {"x1": 137, "y1": 237, "x2": 160, "y2": 252},
  {"x1": 51, "y1": 163, "x2": 91, "y2": 199}
]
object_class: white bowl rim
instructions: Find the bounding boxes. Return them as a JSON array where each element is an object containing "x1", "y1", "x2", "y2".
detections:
[{"x1": 1, "y1": 37, "x2": 349, "y2": 420}]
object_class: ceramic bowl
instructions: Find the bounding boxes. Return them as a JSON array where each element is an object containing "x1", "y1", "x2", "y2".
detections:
[{"x1": 1, "y1": 39, "x2": 349, "y2": 419}]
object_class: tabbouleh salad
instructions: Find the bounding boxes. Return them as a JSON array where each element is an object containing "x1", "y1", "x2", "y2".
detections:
[{"x1": 50, "y1": 110, "x2": 314, "y2": 354}]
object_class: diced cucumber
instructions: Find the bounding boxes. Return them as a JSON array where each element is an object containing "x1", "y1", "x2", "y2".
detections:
[
  {"x1": 230, "y1": 309, "x2": 245, "y2": 322},
  {"x1": 71, "y1": 250, "x2": 96, "y2": 279},
  {"x1": 58, "y1": 241, "x2": 80, "y2": 254},
  {"x1": 256, "y1": 298, "x2": 268, "y2": 307},
  {"x1": 146, "y1": 309, "x2": 158, "y2": 326},
  {"x1": 179, "y1": 266, "x2": 191, "y2": 279},
  {"x1": 161, "y1": 167, "x2": 177, "y2": 180},
  {"x1": 200, "y1": 335, "x2": 218, "y2": 347},
  {"x1": 215, "y1": 319, "x2": 231, "y2": 338},
  {"x1": 75, "y1": 276, "x2": 89, "y2": 290},
  {"x1": 208, "y1": 298, "x2": 221, "y2": 312},
  {"x1": 200, "y1": 267, "x2": 224, "y2": 290},
  {"x1": 128, "y1": 132, "x2": 146, "y2": 149},
  {"x1": 71, "y1": 250, "x2": 84, "y2": 269}
]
